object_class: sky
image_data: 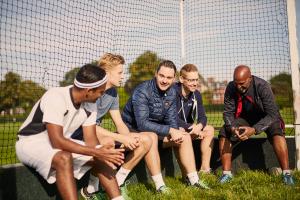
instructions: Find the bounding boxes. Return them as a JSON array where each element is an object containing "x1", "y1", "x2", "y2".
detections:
[{"x1": 0, "y1": 0, "x2": 299, "y2": 88}]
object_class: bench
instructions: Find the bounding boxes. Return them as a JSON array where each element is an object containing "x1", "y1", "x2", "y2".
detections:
[{"x1": 0, "y1": 137, "x2": 296, "y2": 200}]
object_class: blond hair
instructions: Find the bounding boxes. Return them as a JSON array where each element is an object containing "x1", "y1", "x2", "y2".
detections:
[
  {"x1": 98, "y1": 53, "x2": 125, "y2": 71},
  {"x1": 180, "y1": 64, "x2": 198, "y2": 77}
]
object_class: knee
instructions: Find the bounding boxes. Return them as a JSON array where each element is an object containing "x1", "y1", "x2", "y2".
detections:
[
  {"x1": 219, "y1": 137, "x2": 227, "y2": 146},
  {"x1": 140, "y1": 135, "x2": 152, "y2": 151},
  {"x1": 205, "y1": 125, "x2": 215, "y2": 137},
  {"x1": 182, "y1": 134, "x2": 193, "y2": 145},
  {"x1": 146, "y1": 132, "x2": 158, "y2": 145},
  {"x1": 270, "y1": 135, "x2": 287, "y2": 146},
  {"x1": 100, "y1": 136, "x2": 115, "y2": 146},
  {"x1": 219, "y1": 137, "x2": 232, "y2": 154},
  {"x1": 52, "y1": 151, "x2": 72, "y2": 169}
]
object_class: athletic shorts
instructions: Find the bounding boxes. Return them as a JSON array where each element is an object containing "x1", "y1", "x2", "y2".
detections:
[
  {"x1": 218, "y1": 117, "x2": 285, "y2": 140},
  {"x1": 16, "y1": 133, "x2": 100, "y2": 184}
]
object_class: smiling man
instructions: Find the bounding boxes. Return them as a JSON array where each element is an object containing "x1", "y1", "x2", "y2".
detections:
[
  {"x1": 176, "y1": 64, "x2": 214, "y2": 174},
  {"x1": 218, "y1": 65, "x2": 295, "y2": 186},
  {"x1": 122, "y1": 60, "x2": 210, "y2": 193}
]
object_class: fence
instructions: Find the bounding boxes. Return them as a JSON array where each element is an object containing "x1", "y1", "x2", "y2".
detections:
[{"x1": 0, "y1": 0, "x2": 297, "y2": 165}]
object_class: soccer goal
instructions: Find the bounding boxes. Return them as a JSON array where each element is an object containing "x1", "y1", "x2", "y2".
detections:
[{"x1": 0, "y1": 0, "x2": 299, "y2": 167}]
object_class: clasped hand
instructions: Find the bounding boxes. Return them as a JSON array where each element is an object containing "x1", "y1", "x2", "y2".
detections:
[
  {"x1": 170, "y1": 128, "x2": 187, "y2": 144},
  {"x1": 188, "y1": 124, "x2": 204, "y2": 139},
  {"x1": 232, "y1": 126, "x2": 255, "y2": 141},
  {"x1": 94, "y1": 144, "x2": 125, "y2": 168},
  {"x1": 120, "y1": 134, "x2": 141, "y2": 150}
]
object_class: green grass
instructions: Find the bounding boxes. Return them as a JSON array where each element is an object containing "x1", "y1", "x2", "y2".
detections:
[
  {"x1": 0, "y1": 122, "x2": 20, "y2": 165},
  {"x1": 126, "y1": 170, "x2": 300, "y2": 200}
]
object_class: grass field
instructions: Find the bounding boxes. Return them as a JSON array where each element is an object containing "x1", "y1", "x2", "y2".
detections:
[
  {"x1": 0, "y1": 108, "x2": 295, "y2": 165},
  {"x1": 126, "y1": 170, "x2": 300, "y2": 200},
  {"x1": 0, "y1": 122, "x2": 21, "y2": 165}
]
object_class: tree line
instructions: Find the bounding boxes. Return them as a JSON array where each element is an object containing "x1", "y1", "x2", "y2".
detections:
[
  {"x1": 0, "y1": 51, "x2": 293, "y2": 114},
  {"x1": 0, "y1": 72, "x2": 45, "y2": 114}
]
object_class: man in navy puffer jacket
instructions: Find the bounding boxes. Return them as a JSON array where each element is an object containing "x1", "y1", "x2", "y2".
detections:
[{"x1": 122, "y1": 60, "x2": 210, "y2": 192}]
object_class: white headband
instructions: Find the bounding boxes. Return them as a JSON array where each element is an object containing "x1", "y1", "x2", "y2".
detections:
[{"x1": 74, "y1": 75, "x2": 108, "y2": 89}]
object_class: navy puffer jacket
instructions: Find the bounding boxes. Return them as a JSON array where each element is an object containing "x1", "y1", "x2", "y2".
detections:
[{"x1": 122, "y1": 78, "x2": 178, "y2": 136}]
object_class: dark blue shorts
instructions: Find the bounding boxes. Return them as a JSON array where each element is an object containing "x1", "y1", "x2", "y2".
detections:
[{"x1": 71, "y1": 126, "x2": 127, "y2": 150}]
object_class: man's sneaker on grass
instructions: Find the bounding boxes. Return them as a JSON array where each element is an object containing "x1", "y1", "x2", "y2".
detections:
[
  {"x1": 79, "y1": 187, "x2": 108, "y2": 200},
  {"x1": 192, "y1": 180, "x2": 210, "y2": 189},
  {"x1": 283, "y1": 173, "x2": 295, "y2": 186},
  {"x1": 185, "y1": 177, "x2": 210, "y2": 189},
  {"x1": 157, "y1": 185, "x2": 172, "y2": 194},
  {"x1": 199, "y1": 168, "x2": 212, "y2": 174},
  {"x1": 219, "y1": 174, "x2": 233, "y2": 184},
  {"x1": 120, "y1": 181, "x2": 132, "y2": 200}
]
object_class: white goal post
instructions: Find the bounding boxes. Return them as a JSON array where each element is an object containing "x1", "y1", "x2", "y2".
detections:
[{"x1": 287, "y1": 0, "x2": 300, "y2": 169}]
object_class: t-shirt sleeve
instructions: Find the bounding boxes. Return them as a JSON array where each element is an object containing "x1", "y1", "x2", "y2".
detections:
[
  {"x1": 82, "y1": 103, "x2": 97, "y2": 127},
  {"x1": 110, "y1": 92, "x2": 119, "y2": 110},
  {"x1": 82, "y1": 111, "x2": 97, "y2": 126},
  {"x1": 40, "y1": 89, "x2": 66, "y2": 126}
]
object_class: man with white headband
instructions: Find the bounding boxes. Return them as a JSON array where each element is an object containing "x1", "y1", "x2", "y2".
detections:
[
  {"x1": 16, "y1": 64, "x2": 125, "y2": 200},
  {"x1": 72, "y1": 53, "x2": 154, "y2": 200}
]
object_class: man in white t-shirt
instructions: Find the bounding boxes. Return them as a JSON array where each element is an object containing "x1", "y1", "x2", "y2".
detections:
[{"x1": 16, "y1": 64, "x2": 125, "y2": 200}]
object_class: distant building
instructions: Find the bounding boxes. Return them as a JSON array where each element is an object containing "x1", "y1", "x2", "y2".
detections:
[
  {"x1": 198, "y1": 84, "x2": 208, "y2": 93},
  {"x1": 197, "y1": 77, "x2": 208, "y2": 93},
  {"x1": 15, "y1": 107, "x2": 26, "y2": 114},
  {"x1": 2, "y1": 107, "x2": 26, "y2": 115},
  {"x1": 206, "y1": 77, "x2": 227, "y2": 105}
]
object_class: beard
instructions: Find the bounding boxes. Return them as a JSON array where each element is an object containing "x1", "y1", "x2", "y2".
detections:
[{"x1": 237, "y1": 86, "x2": 248, "y2": 94}]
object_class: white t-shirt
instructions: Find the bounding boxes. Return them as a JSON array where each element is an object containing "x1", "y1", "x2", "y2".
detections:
[{"x1": 18, "y1": 86, "x2": 97, "y2": 139}]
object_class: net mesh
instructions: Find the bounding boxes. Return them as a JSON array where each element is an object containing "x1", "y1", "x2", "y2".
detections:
[
  {"x1": 0, "y1": 0, "x2": 294, "y2": 165},
  {"x1": 184, "y1": 0, "x2": 293, "y2": 128}
]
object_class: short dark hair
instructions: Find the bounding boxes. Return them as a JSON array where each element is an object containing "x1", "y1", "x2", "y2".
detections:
[
  {"x1": 75, "y1": 64, "x2": 106, "y2": 85},
  {"x1": 156, "y1": 60, "x2": 177, "y2": 75}
]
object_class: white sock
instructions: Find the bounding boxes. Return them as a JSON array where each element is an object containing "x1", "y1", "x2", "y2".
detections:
[
  {"x1": 187, "y1": 171, "x2": 199, "y2": 185},
  {"x1": 87, "y1": 174, "x2": 99, "y2": 194},
  {"x1": 151, "y1": 173, "x2": 165, "y2": 190},
  {"x1": 199, "y1": 168, "x2": 211, "y2": 174},
  {"x1": 223, "y1": 170, "x2": 232, "y2": 175},
  {"x1": 283, "y1": 169, "x2": 291, "y2": 175},
  {"x1": 116, "y1": 167, "x2": 131, "y2": 186},
  {"x1": 112, "y1": 196, "x2": 124, "y2": 200}
]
